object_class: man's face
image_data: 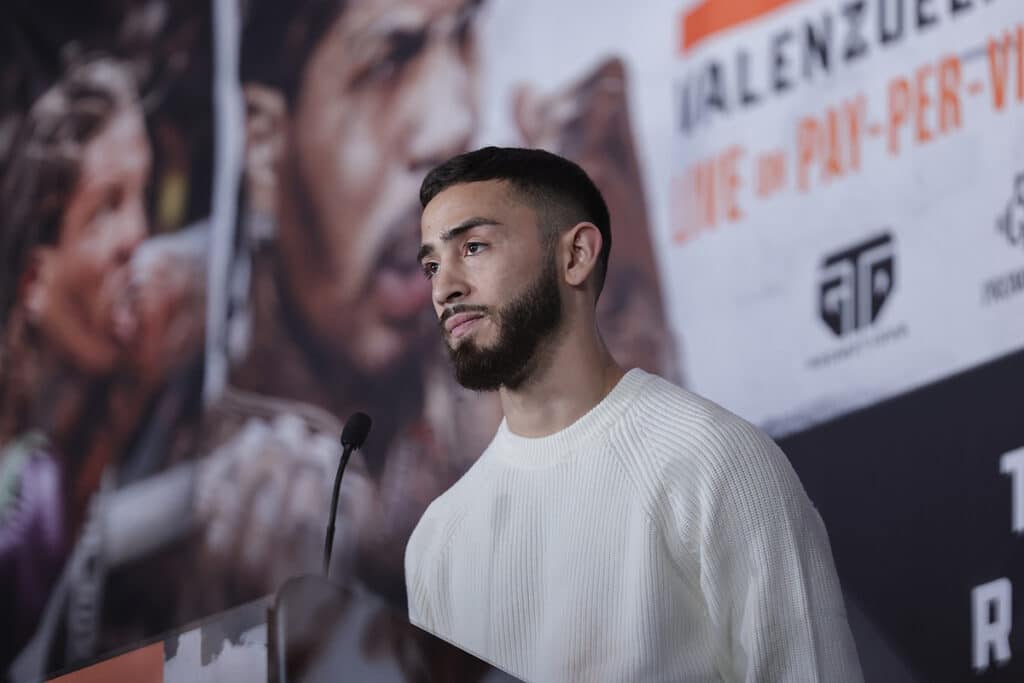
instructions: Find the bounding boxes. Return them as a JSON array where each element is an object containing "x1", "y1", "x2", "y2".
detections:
[
  {"x1": 279, "y1": 0, "x2": 480, "y2": 375},
  {"x1": 419, "y1": 180, "x2": 564, "y2": 390},
  {"x1": 31, "y1": 106, "x2": 151, "y2": 374}
]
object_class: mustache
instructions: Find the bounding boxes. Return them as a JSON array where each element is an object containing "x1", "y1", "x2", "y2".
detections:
[{"x1": 439, "y1": 304, "x2": 490, "y2": 327}]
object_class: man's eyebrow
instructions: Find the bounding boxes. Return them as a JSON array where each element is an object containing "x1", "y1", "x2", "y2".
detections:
[{"x1": 417, "y1": 217, "x2": 502, "y2": 263}]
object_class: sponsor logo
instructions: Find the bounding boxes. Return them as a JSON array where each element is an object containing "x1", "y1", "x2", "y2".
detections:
[
  {"x1": 983, "y1": 171, "x2": 1024, "y2": 305},
  {"x1": 995, "y1": 171, "x2": 1024, "y2": 249},
  {"x1": 808, "y1": 231, "x2": 906, "y2": 369},
  {"x1": 819, "y1": 232, "x2": 895, "y2": 336}
]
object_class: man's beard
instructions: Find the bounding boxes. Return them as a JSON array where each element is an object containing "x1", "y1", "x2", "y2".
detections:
[{"x1": 444, "y1": 255, "x2": 562, "y2": 391}]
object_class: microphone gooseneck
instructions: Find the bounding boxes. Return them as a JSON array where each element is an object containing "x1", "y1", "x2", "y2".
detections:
[{"x1": 323, "y1": 412, "x2": 372, "y2": 577}]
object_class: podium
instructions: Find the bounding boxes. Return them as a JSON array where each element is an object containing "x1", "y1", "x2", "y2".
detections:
[
  {"x1": 37, "y1": 577, "x2": 522, "y2": 682},
  {"x1": 268, "y1": 575, "x2": 521, "y2": 682}
]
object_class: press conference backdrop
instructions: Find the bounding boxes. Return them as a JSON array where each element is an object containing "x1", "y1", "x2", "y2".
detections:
[{"x1": 0, "y1": 0, "x2": 1021, "y2": 680}]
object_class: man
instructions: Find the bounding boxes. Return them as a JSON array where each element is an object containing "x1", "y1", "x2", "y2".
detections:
[{"x1": 406, "y1": 147, "x2": 864, "y2": 681}]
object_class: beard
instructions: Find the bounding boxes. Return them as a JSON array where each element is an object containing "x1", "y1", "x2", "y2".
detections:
[{"x1": 444, "y1": 255, "x2": 562, "y2": 391}]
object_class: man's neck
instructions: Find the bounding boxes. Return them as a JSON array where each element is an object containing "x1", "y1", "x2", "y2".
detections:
[{"x1": 498, "y1": 322, "x2": 625, "y2": 438}]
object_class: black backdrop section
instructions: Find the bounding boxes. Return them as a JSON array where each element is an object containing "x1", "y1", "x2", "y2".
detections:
[{"x1": 781, "y1": 348, "x2": 1024, "y2": 683}]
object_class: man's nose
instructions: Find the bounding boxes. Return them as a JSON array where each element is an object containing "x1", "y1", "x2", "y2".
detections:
[{"x1": 432, "y1": 262, "x2": 469, "y2": 309}]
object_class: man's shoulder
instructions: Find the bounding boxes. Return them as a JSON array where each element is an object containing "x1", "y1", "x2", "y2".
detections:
[
  {"x1": 627, "y1": 372, "x2": 815, "y2": 543},
  {"x1": 623, "y1": 370, "x2": 790, "y2": 493},
  {"x1": 630, "y1": 370, "x2": 775, "y2": 459}
]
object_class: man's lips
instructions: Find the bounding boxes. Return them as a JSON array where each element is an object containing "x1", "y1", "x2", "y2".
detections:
[{"x1": 444, "y1": 312, "x2": 485, "y2": 338}]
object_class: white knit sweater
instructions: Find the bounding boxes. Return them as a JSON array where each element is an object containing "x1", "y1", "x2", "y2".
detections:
[{"x1": 405, "y1": 369, "x2": 863, "y2": 682}]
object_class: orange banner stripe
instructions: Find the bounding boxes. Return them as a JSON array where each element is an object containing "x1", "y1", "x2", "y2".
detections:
[
  {"x1": 47, "y1": 642, "x2": 164, "y2": 683},
  {"x1": 681, "y1": 0, "x2": 803, "y2": 53}
]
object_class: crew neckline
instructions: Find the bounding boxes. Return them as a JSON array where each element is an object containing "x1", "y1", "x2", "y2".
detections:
[{"x1": 488, "y1": 368, "x2": 651, "y2": 469}]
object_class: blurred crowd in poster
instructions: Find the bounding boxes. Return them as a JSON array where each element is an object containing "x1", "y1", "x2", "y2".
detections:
[{"x1": 0, "y1": 0, "x2": 676, "y2": 678}]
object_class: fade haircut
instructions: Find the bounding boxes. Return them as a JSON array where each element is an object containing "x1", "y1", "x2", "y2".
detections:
[{"x1": 419, "y1": 146, "x2": 612, "y2": 297}]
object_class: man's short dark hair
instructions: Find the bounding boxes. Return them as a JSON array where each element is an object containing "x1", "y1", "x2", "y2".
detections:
[{"x1": 419, "y1": 146, "x2": 612, "y2": 297}]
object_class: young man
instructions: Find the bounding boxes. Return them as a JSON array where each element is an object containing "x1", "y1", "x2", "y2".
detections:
[{"x1": 406, "y1": 147, "x2": 864, "y2": 682}]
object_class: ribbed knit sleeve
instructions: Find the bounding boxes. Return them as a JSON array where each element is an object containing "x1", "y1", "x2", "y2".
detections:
[
  {"x1": 404, "y1": 530, "x2": 434, "y2": 631},
  {"x1": 659, "y1": 401, "x2": 863, "y2": 682},
  {"x1": 404, "y1": 493, "x2": 448, "y2": 633},
  {"x1": 405, "y1": 472, "x2": 474, "y2": 636}
]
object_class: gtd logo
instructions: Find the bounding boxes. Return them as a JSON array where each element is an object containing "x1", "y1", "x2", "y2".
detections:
[{"x1": 819, "y1": 232, "x2": 895, "y2": 337}]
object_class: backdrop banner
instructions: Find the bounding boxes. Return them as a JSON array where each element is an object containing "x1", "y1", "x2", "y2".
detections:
[{"x1": 1, "y1": 0, "x2": 1022, "y2": 680}]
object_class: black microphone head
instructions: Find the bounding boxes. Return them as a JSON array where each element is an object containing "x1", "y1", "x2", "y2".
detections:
[{"x1": 340, "y1": 412, "x2": 372, "y2": 449}]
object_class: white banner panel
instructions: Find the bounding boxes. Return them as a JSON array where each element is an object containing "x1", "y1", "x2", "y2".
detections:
[{"x1": 666, "y1": 0, "x2": 1024, "y2": 433}]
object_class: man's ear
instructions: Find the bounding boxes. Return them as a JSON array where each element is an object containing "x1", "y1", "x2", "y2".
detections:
[
  {"x1": 562, "y1": 222, "x2": 603, "y2": 289},
  {"x1": 243, "y1": 83, "x2": 287, "y2": 215}
]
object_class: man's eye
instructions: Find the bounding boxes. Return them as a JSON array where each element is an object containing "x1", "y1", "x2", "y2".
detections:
[
  {"x1": 422, "y1": 262, "x2": 439, "y2": 280},
  {"x1": 465, "y1": 242, "x2": 485, "y2": 255}
]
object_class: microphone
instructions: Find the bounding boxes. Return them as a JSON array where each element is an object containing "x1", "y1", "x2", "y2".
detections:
[{"x1": 323, "y1": 412, "x2": 372, "y2": 577}]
